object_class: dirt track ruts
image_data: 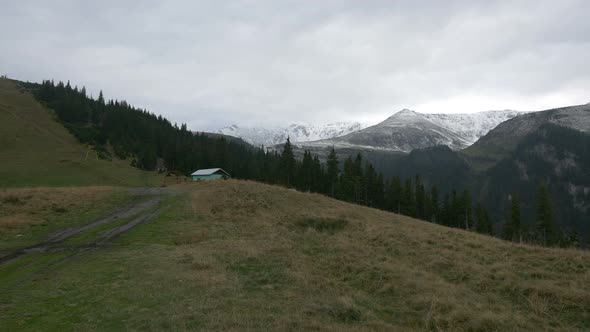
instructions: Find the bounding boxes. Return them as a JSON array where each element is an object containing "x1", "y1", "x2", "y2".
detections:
[{"x1": 0, "y1": 188, "x2": 171, "y2": 265}]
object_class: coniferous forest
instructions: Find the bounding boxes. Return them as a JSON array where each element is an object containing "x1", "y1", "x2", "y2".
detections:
[{"x1": 22, "y1": 80, "x2": 580, "y2": 247}]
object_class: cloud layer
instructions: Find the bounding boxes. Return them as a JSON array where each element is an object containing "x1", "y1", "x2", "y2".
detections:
[{"x1": 2, "y1": 0, "x2": 590, "y2": 130}]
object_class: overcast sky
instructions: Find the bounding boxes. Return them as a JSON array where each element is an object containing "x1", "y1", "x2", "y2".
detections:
[{"x1": 2, "y1": 1, "x2": 590, "y2": 130}]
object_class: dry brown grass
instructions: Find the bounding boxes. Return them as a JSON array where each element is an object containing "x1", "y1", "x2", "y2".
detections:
[
  {"x1": 2, "y1": 180, "x2": 588, "y2": 331},
  {"x1": 0, "y1": 187, "x2": 122, "y2": 252},
  {"x1": 134, "y1": 179, "x2": 589, "y2": 331}
]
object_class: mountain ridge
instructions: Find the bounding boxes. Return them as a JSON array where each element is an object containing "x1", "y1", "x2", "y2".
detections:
[
  {"x1": 463, "y1": 104, "x2": 590, "y2": 170},
  {"x1": 298, "y1": 109, "x2": 523, "y2": 152},
  {"x1": 218, "y1": 121, "x2": 370, "y2": 147}
]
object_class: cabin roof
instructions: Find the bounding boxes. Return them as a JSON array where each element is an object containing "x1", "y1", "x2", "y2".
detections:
[{"x1": 191, "y1": 168, "x2": 230, "y2": 176}]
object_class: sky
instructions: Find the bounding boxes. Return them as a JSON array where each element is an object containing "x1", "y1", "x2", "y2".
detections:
[{"x1": 2, "y1": 0, "x2": 590, "y2": 130}]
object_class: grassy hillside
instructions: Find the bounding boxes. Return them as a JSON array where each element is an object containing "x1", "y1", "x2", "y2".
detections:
[
  {"x1": 0, "y1": 78, "x2": 160, "y2": 187},
  {"x1": 1, "y1": 180, "x2": 588, "y2": 331}
]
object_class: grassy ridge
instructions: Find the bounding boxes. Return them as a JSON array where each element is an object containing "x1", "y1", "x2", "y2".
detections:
[
  {"x1": 1, "y1": 180, "x2": 588, "y2": 331},
  {"x1": 0, "y1": 78, "x2": 159, "y2": 187}
]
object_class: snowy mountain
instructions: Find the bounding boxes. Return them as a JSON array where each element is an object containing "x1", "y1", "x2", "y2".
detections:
[
  {"x1": 299, "y1": 109, "x2": 524, "y2": 152},
  {"x1": 217, "y1": 122, "x2": 370, "y2": 147},
  {"x1": 465, "y1": 104, "x2": 590, "y2": 168}
]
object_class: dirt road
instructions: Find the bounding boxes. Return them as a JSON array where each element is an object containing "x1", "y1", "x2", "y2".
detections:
[{"x1": 0, "y1": 188, "x2": 171, "y2": 264}]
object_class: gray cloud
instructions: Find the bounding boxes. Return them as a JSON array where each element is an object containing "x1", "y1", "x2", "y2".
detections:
[{"x1": 2, "y1": 0, "x2": 589, "y2": 130}]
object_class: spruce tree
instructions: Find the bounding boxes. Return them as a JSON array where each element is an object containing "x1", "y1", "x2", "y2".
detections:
[
  {"x1": 389, "y1": 176, "x2": 403, "y2": 214},
  {"x1": 300, "y1": 150, "x2": 313, "y2": 191},
  {"x1": 326, "y1": 147, "x2": 339, "y2": 197},
  {"x1": 352, "y1": 154, "x2": 363, "y2": 204},
  {"x1": 475, "y1": 204, "x2": 493, "y2": 235},
  {"x1": 375, "y1": 173, "x2": 385, "y2": 209},
  {"x1": 504, "y1": 193, "x2": 522, "y2": 242},
  {"x1": 430, "y1": 185, "x2": 439, "y2": 223},
  {"x1": 536, "y1": 183, "x2": 555, "y2": 246},
  {"x1": 460, "y1": 190, "x2": 472, "y2": 230},
  {"x1": 415, "y1": 176, "x2": 425, "y2": 219},
  {"x1": 339, "y1": 157, "x2": 356, "y2": 202},
  {"x1": 441, "y1": 193, "x2": 451, "y2": 226},
  {"x1": 97, "y1": 90, "x2": 104, "y2": 103},
  {"x1": 280, "y1": 137, "x2": 296, "y2": 186},
  {"x1": 450, "y1": 190, "x2": 460, "y2": 228},
  {"x1": 402, "y1": 178, "x2": 415, "y2": 217}
]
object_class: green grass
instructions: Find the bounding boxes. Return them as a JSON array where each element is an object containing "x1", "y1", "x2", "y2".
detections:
[
  {"x1": 0, "y1": 78, "x2": 160, "y2": 187},
  {"x1": 231, "y1": 257, "x2": 288, "y2": 292},
  {"x1": 0, "y1": 187, "x2": 134, "y2": 255},
  {"x1": 1, "y1": 180, "x2": 589, "y2": 331}
]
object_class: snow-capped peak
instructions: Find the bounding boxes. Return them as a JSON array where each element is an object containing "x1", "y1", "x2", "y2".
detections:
[
  {"x1": 217, "y1": 121, "x2": 370, "y2": 147},
  {"x1": 218, "y1": 109, "x2": 525, "y2": 152},
  {"x1": 396, "y1": 108, "x2": 417, "y2": 114},
  {"x1": 297, "y1": 109, "x2": 525, "y2": 153}
]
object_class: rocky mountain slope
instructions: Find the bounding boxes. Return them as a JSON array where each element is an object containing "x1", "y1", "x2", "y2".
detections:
[
  {"x1": 463, "y1": 104, "x2": 590, "y2": 169},
  {"x1": 300, "y1": 109, "x2": 523, "y2": 152}
]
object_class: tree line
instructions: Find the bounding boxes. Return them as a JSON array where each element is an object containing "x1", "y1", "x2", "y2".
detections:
[
  {"x1": 503, "y1": 184, "x2": 577, "y2": 247},
  {"x1": 282, "y1": 139, "x2": 495, "y2": 234},
  {"x1": 24, "y1": 79, "x2": 574, "y2": 247}
]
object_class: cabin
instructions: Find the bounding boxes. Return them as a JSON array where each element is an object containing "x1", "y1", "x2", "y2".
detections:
[{"x1": 191, "y1": 168, "x2": 230, "y2": 181}]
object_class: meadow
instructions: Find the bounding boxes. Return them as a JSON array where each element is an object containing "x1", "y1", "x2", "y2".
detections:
[{"x1": 1, "y1": 180, "x2": 588, "y2": 331}]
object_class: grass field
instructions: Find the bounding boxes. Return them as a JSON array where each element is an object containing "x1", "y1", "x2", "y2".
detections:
[
  {"x1": 0, "y1": 78, "x2": 161, "y2": 187},
  {"x1": 0, "y1": 187, "x2": 134, "y2": 255},
  {"x1": 1, "y1": 180, "x2": 588, "y2": 331}
]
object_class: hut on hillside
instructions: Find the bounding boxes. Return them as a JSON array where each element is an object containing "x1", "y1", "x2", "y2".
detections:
[{"x1": 191, "y1": 168, "x2": 230, "y2": 181}]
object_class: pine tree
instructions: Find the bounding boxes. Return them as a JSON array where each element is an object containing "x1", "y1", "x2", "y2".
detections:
[
  {"x1": 300, "y1": 150, "x2": 313, "y2": 191},
  {"x1": 460, "y1": 190, "x2": 472, "y2": 230},
  {"x1": 311, "y1": 155, "x2": 323, "y2": 193},
  {"x1": 97, "y1": 90, "x2": 105, "y2": 105},
  {"x1": 364, "y1": 163, "x2": 377, "y2": 206},
  {"x1": 536, "y1": 183, "x2": 555, "y2": 246},
  {"x1": 504, "y1": 193, "x2": 522, "y2": 242},
  {"x1": 402, "y1": 178, "x2": 415, "y2": 217},
  {"x1": 450, "y1": 190, "x2": 460, "y2": 228},
  {"x1": 280, "y1": 137, "x2": 296, "y2": 186},
  {"x1": 338, "y1": 156, "x2": 356, "y2": 202},
  {"x1": 326, "y1": 147, "x2": 339, "y2": 197},
  {"x1": 441, "y1": 193, "x2": 451, "y2": 226},
  {"x1": 352, "y1": 154, "x2": 363, "y2": 204},
  {"x1": 475, "y1": 204, "x2": 493, "y2": 235},
  {"x1": 430, "y1": 185, "x2": 439, "y2": 223},
  {"x1": 387, "y1": 176, "x2": 403, "y2": 214},
  {"x1": 415, "y1": 176, "x2": 425, "y2": 219}
]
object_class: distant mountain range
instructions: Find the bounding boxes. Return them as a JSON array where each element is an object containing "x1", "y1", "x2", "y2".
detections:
[
  {"x1": 218, "y1": 122, "x2": 370, "y2": 147},
  {"x1": 219, "y1": 109, "x2": 524, "y2": 152},
  {"x1": 300, "y1": 109, "x2": 524, "y2": 152}
]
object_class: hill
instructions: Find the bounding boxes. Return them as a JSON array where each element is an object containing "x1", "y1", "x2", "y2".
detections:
[
  {"x1": 1, "y1": 180, "x2": 588, "y2": 330},
  {"x1": 0, "y1": 78, "x2": 159, "y2": 187}
]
